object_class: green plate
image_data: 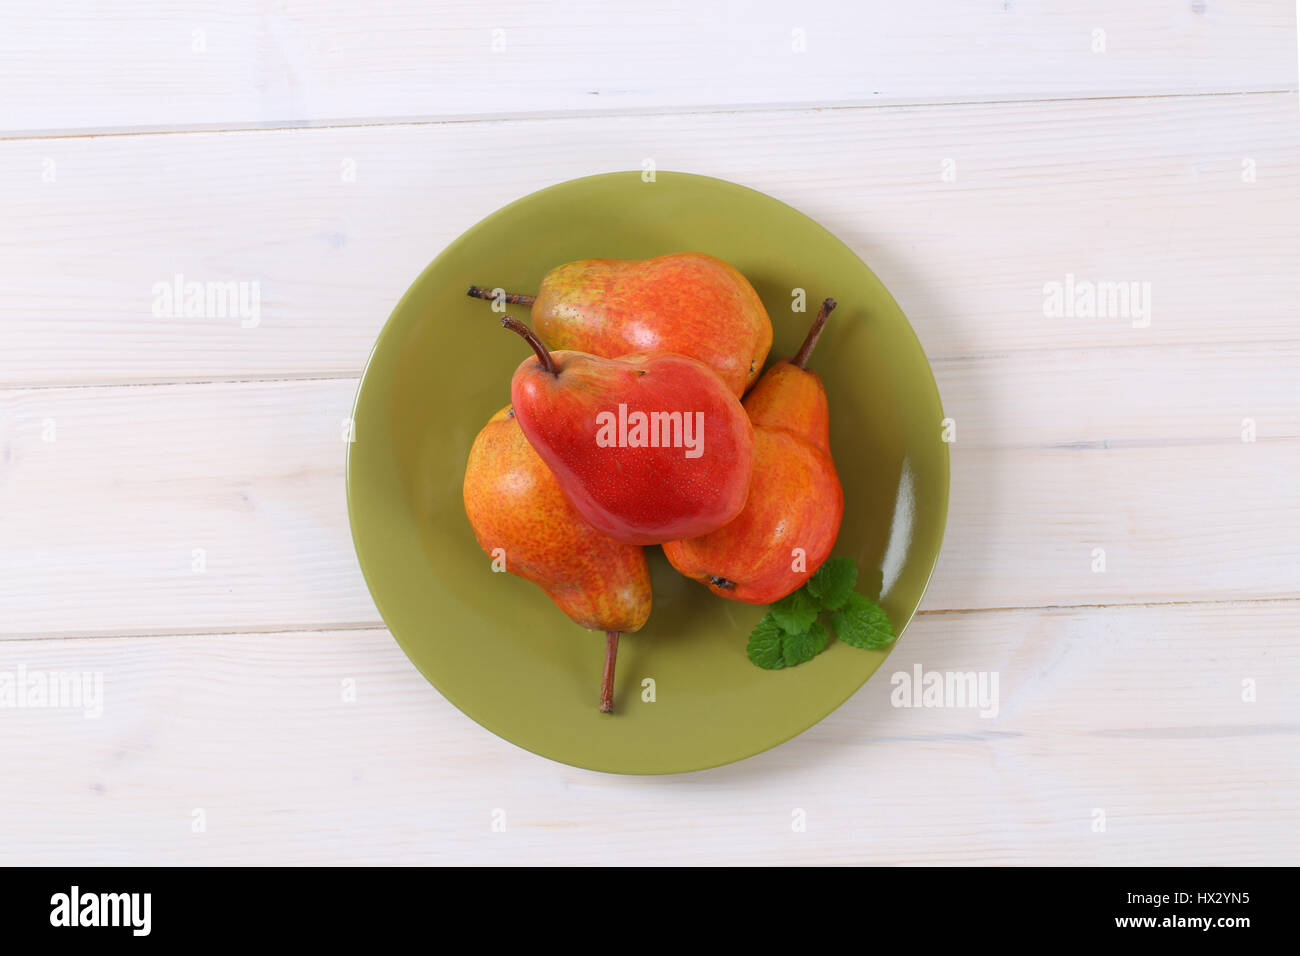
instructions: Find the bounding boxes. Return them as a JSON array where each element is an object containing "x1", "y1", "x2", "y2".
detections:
[{"x1": 346, "y1": 171, "x2": 948, "y2": 774}]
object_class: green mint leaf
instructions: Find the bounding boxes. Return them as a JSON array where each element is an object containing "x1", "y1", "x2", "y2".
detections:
[
  {"x1": 746, "y1": 613, "x2": 787, "y2": 669},
  {"x1": 769, "y1": 588, "x2": 819, "y2": 633},
  {"x1": 831, "y1": 593, "x2": 896, "y2": 649},
  {"x1": 781, "y1": 621, "x2": 829, "y2": 666},
  {"x1": 806, "y1": 557, "x2": 858, "y2": 610}
]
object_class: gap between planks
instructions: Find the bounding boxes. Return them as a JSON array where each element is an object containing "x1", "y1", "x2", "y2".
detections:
[
  {"x1": 2, "y1": 596, "x2": 1296, "y2": 644},
  {"x1": 0, "y1": 88, "x2": 1292, "y2": 144},
  {"x1": 4, "y1": 335, "x2": 1300, "y2": 392}
]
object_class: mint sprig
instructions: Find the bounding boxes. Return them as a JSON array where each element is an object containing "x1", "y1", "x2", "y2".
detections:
[
  {"x1": 746, "y1": 614, "x2": 787, "y2": 669},
  {"x1": 806, "y1": 556, "x2": 857, "y2": 610},
  {"x1": 746, "y1": 615, "x2": 829, "y2": 670},
  {"x1": 769, "y1": 588, "x2": 819, "y2": 633},
  {"x1": 745, "y1": 557, "x2": 897, "y2": 669},
  {"x1": 831, "y1": 593, "x2": 896, "y2": 649},
  {"x1": 782, "y1": 621, "x2": 829, "y2": 665}
]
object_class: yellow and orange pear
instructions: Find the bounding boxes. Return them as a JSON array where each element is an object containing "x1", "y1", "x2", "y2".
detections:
[
  {"x1": 469, "y1": 252, "x2": 772, "y2": 397},
  {"x1": 664, "y1": 298, "x2": 844, "y2": 604},
  {"x1": 463, "y1": 404, "x2": 651, "y2": 712}
]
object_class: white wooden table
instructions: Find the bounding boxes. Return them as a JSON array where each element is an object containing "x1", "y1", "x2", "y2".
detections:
[{"x1": 2, "y1": 1, "x2": 1297, "y2": 865}]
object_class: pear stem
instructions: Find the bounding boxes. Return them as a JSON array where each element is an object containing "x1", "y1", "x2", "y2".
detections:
[
  {"x1": 500, "y1": 315, "x2": 557, "y2": 375},
  {"x1": 600, "y1": 631, "x2": 620, "y2": 714},
  {"x1": 467, "y1": 285, "x2": 537, "y2": 307},
  {"x1": 791, "y1": 297, "x2": 838, "y2": 371}
]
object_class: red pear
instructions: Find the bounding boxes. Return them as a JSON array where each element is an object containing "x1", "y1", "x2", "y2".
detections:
[
  {"x1": 501, "y1": 316, "x2": 753, "y2": 545},
  {"x1": 663, "y1": 298, "x2": 844, "y2": 604}
]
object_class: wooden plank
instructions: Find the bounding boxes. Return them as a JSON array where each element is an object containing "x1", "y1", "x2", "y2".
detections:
[
  {"x1": 0, "y1": 379, "x2": 375, "y2": 636},
  {"x1": 935, "y1": 342, "x2": 1300, "y2": 448},
  {"x1": 1, "y1": 602, "x2": 1295, "y2": 864},
  {"x1": 2, "y1": 375, "x2": 1297, "y2": 636},
  {"x1": 2, "y1": 92, "x2": 1298, "y2": 387},
  {"x1": 0, "y1": 0, "x2": 1293, "y2": 135},
  {"x1": 934, "y1": 442, "x2": 1300, "y2": 610},
  {"x1": 5, "y1": 0, "x2": 1294, "y2": 874}
]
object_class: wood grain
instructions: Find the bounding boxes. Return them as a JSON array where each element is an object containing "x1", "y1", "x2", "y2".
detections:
[
  {"x1": 1, "y1": 603, "x2": 1294, "y2": 865},
  {"x1": 1, "y1": 0, "x2": 1293, "y2": 135},
  {"x1": 2, "y1": 374, "x2": 1296, "y2": 637},
  {"x1": 2, "y1": 93, "x2": 1299, "y2": 387},
  {"x1": 2, "y1": 0, "x2": 1297, "y2": 866}
]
